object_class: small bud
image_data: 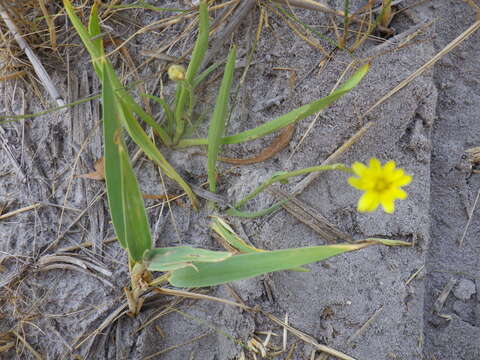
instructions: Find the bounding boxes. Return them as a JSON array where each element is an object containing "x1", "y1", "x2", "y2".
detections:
[{"x1": 168, "y1": 64, "x2": 186, "y2": 81}]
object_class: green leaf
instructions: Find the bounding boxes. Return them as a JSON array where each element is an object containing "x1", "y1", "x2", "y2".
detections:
[
  {"x1": 222, "y1": 63, "x2": 369, "y2": 144},
  {"x1": 168, "y1": 243, "x2": 369, "y2": 287},
  {"x1": 174, "y1": 0, "x2": 209, "y2": 143},
  {"x1": 225, "y1": 201, "x2": 287, "y2": 218},
  {"x1": 207, "y1": 47, "x2": 237, "y2": 193},
  {"x1": 176, "y1": 63, "x2": 370, "y2": 148},
  {"x1": 63, "y1": 0, "x2": 102, "y2": 76},
  {"x1": 184, "y1": 1, "x2": 209, "y2": 85},
  {"x1": 234, "y1": 164, "x2": 351, "y2": 209},
  {"x1": 102, "y1": 64, "x2": 199, "y2": 208},
  {"x1": 120, "y1": 90, "x2": 172, "y2": 146},
  {"x1": 87, "y1": 1, "x2": 104, "y2": 58},
  {"x1": 192, "y1": 61, "x2": 222, "y2": 88},
  {"x1": 143, "y1": 94, "x2": 175, "y2": 135},
  {"x1": 211, "y1": 217, "x2": 264, "y2": 253},
  {"x1": 101, "y1": 62, "x2": 126, "y2": 249},
  {"x1": 117, "y1": 139, "x2": 152, "y2": 261},
  {"x1": 211, "y1": 216, "x2": 308, "y2": 272},
  {"x1": 145, "y1": 246, "x2": 232, "y2": 271}
]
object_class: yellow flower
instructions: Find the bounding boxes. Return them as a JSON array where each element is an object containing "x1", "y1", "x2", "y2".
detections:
[
  {"x1": 167, "y1": 64, "x2": 186, "y2": 81},
  {"x1": 348, "y1": 158, "x2": 412, "y2": 214}
]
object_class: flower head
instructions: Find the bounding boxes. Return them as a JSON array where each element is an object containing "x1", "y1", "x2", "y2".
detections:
[
  {"x1": 167, "y1": 64, "x2": 186, "y2": 81},
  {"x1": 348, "y1": 158, "x2": 412, "y2": 214}
]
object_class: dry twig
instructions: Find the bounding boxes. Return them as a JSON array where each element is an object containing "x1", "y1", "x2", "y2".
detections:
[{"x1": 0, "y1": 3, "x2": 64, "y2": 106}]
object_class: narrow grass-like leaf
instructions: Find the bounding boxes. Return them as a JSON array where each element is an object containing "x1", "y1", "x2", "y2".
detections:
[
  {"x1": 226, "y1": 200, "x2": 287, "y2": 218},
  {"x1": 108, "y1": 79, "x2": 198, "y2": 206},
  {"x1": 143, "y1": 94, "x2": 175, "y2": 135},
  {"x1": 145, "y1": 246, "x2": 232, "y2": 271},
  {"x1": 63, "y1": 0, "x2": 102, "y2": 76},
  {"x1": 87, "y1": 1, "x2": 104, "y2": 58},
  {"x1": 234, "y1": 164, "x2": 352, "y2": 209},
  {"x1": 211, "y1": 217, "x2": 309, "y2": 271},
  {"x1": 207, "y1": 47, "x2": 237, "y2": 193},
  {"x1": 101, "y1": 62, "x2": 126, "y2": 249},
  {"x1": 211, "y1": 217, "x2": 265, "y2": 253},
  {"x1": 64, "y1": 0, "x2": 172, "y2": 146},
  {"x1": 113, "y1": 107, "x2": 199, "y2": 208},
  {"x1": 363, "y1": 238, "x2": 411, "y2": 246},
  {"x1": 185, "y1": 1, "x2": 209, "y2": 84},
  {"x1": 222, "y1": 63, "x2": 369, "y2": 144},
  {"x1": 174, "y1": 0, "x2": 209, "y2": 143},
  {"x1": 192, "y1": 61, "x2": 222, "y2": 88},
  {"x1": 176, "y1": 64, "x2": 369, "y2": 148},
  {"x1": 65, "y1": 1, "x2": 198, "y2": 207},
  {"x1": 119, "y1": 91, "x2": 172, "y2": 146},
  {"x1": 168, "y1": 243, "x2": 375, "y2": 287},
  {"x1": 117, "y1": 138, "x2": 152, "y2": 262}
]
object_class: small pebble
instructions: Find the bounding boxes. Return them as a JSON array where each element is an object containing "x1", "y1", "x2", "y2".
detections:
[
  {"x1": 453, "y1": 278, "x2": 476, "y2": 301},
  {"x1": 453, "y1": 301, "x2": 475, "y2": 324}
]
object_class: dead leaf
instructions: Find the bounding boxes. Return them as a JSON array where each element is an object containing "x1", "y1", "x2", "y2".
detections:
[{"x1": 78, "y1": 158, "x2": 105, "y2": 181}]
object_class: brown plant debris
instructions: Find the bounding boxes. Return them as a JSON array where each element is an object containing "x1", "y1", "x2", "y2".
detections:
[{"x1": 217, "y1": 124, "x2": 295, "y2": 165}]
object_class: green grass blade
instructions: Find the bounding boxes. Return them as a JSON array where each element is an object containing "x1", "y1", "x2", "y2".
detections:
[
  {"x1": 101, "y1": 64, "x2": 199, "y2": 208},
  {"x1": 145, "y1": 246, "x2": 232, "y2": 271},
  {"x1": 211, "y1": 217, "x2": 308, "y2": 272},
  {"x1": 221, "y1": 63, "x2": 369, "y2": 144},
  {"x1": 175, "y1": 63, "x2": 369, "y2": 148},
  {"x1": 207, "y1": 47, "x2": 236, "y2": 193},
  {"x1": 234, "y1": 164, "x2": 351, "y2": 209},
  {"x1": 63, "y1": 0, "x2": 102, "y2": 76},
  {"x1": 174, "y1": 0, "x2": 209, "y2": 143},
  {"x1": 0, "y1": 94, "x2": 101, "y2": 123},
  {"x1": 211, "y1": 217, "x2": 265, "y2": 253},
  {"x1": 87, "y1": 1, "x2": 104, "y2": 57},
  {"x1": 193, "y1": 61, "x2": 222, "y2": 88},
  {"x1": 226, "y1": 201, "x2": 287, "y2": 218},
  {"x1": 168, "y1": 243, "x2": 371, "y2": 287},
  {"x1": 65, "y1": 0, "x2": 172, "y2": 146},
  {"x1": 101, "y1": 64, "x2": 172, "y2": 145},
  {"x1": 143, "y1": 94, "x2": 175, "y2": 135},
  {"x1": 121, "y1": 92, "x2": 172, "y2": 146},
  {"x1": 101, "y1": 63, "x2": 126, "y2": 249},
  {"x1": 117, "y1": 138, "x2": 152, "y2": 262},
  {"x1": 185, "y1": 1, "x2": 209, "y2": 84},
  {"x1": 120, "y1": 100, "x2": 200, "y2": 208}
]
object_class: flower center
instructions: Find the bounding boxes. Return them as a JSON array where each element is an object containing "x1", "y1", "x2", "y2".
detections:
[{"x1": 373, "y1": 177, "x2": 390, "y2": 192}]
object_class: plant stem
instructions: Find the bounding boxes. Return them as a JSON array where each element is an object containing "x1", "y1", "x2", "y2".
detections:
[{"x1": 234, "y1": 164, "x2": 352, "y2": 209}]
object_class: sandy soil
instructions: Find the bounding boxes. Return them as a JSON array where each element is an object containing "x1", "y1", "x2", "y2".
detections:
[{"x1": 1, "y1": 1, "x2": 479, "y2": 359}]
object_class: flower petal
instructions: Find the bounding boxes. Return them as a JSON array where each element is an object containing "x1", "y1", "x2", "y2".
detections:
[
  {"x1": 351, "y1": 162, "x2": 367, "y2": 176},
  {"x1": 369, "y1": 158, "x2": 381, "y2": 170},
  {"x1": 383, "y1": 160, "x2": 396, "y2": 175},
  {"x1": 348, "y1": 177, "x2": 364, "y2": 190},
  {"x1": 380, "y1": 197, "x2": 395, "y2": 213},
  {"x1": 393, "y1": 188, "x2": 407, "y2": 200},
  {"x1": 358, "y1": 192, "x2": 380, "y2": 212},
  {"x1": 394, "y1": 174, "x2": 412, "y2": 187}
]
